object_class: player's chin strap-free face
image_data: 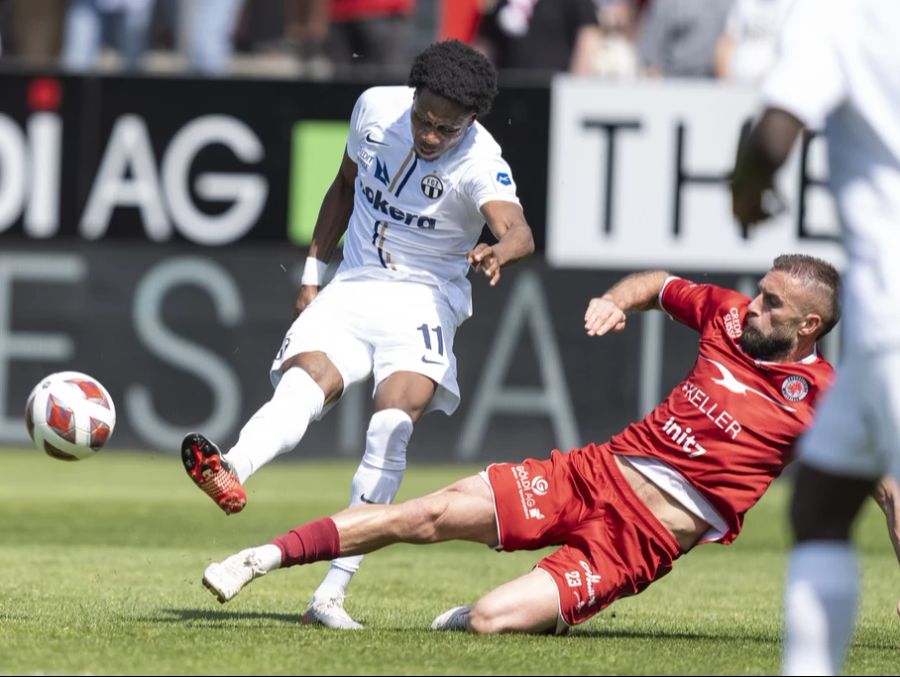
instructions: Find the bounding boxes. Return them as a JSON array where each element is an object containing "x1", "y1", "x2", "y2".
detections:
[{"x1": 410, "y1": 89, "x2": 476, "y2": 159}]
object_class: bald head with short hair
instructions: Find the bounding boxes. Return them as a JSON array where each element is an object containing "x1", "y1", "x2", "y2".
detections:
[
  {"x1": 740, "y1": 254, "x2": 841, "y2": 362},
  {"x1": 771, "y1": 254, "x2": 841, "y2": 340}
]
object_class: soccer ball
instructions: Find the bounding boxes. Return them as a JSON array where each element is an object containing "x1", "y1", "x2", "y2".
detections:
[{"x1": 25, "y1": 371, "x2": 116, "y2": 461}]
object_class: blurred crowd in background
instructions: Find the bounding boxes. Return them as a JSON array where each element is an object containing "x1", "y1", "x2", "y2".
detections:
[{"x1": 0, "y1": 0, "x2": 794, "y2": 83}]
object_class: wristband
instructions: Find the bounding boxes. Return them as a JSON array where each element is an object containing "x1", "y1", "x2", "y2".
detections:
[{"x1": 301, "y1": 257, "x2": 328, "y2": 286}]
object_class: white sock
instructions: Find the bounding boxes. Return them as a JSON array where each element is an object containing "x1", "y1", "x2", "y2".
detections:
[
  {"x1": 226, "y1": 367, "x2": 325, "y2": 484},
  {"x1": 313, "y1": 408, "x2": 413, "y2": 602},
  {"x1": 251, "y1": 544, "x2": 283, "y2": 573},
  {"x1": 314, "y1": 566, "x2": 355, "y2": 601},
  {"x1": 782, "y1": 542, "x2": 858, "y2": 676}
]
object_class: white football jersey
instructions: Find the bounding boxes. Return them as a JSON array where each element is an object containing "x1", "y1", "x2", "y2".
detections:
[
  {"x1": 334, "y1": 86, "x2": 521, "y2": 323},
  {"x1": 762, "y1": 0, "x2": 900, "y2": 352}
]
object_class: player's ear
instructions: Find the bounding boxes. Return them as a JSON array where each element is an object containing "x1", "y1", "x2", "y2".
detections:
[{"x1": 799, "y1": 313, "x2": 823, "y2": 337}]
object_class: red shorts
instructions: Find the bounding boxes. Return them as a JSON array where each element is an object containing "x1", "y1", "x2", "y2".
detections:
[{"x1": 485, "y1": 443, "x2": 682, "y2": 627}]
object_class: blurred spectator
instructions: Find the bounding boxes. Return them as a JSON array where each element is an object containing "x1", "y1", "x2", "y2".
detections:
[
  {"x1": 175, "y1": 0, "x2": 245, "y2": 75},
  {"x1": 476, "y1": 0, "x2": 602, "y2": 76},
  {"x1": 227, "y1": 0, "x2": 332, "y2": 78},
  {"x1": 587, "y1": 0, "x2": 638, "y2": 78},
  {"x1": 637, "y1": 0, "x2": 733, "y2": 78},
  {"x1": 713, "y1": 0, "x2": 794, "y2": 83},
  {"x1": 285, "y1": 0, "x2": 328, "y2": 56},
  {"x1": 0, "y1": 0, "x2": 6, "y2": 57},
  {"x1": 410, "y1": 0, "x2": 437, "y2": 53},
  {"x1": 8, "y1": 0, "x2": 67, "y2": 65},
  {"x1": 438, "y1": 0, "x2": 486, "y2": 43},
  {"x1": 325, "y1": 0, "x2": 417, "y2": 73},
  {"x1": 61, "y1": 0, "x2": 156, "y2": 71}
]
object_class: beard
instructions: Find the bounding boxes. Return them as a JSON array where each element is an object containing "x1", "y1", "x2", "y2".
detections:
[{"x1": 739, "y1": 325, "x2": 794, "y2": 361}]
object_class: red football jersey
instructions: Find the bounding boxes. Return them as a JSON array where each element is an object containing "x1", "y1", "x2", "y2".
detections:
[{"x1": 607, "y1": 278, "x2": 834, "y2": 544}]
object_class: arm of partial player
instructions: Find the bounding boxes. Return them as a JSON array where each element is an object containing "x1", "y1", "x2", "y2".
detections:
[
  {"x1": 870, "y1": 475, "x2": 900, "y2": 616},
  {"x1": 469, "y1": 200, "x2": 535, "y2": 287},
  {"x1": 731, "y1": 108, "x2": 805, "y2": 227},
  {"x1": 294, "y1": 150, "x2": 358, "y2": 316},
  {"x1": 583, "y1": 270, "x2": 670, "y2": 337}
]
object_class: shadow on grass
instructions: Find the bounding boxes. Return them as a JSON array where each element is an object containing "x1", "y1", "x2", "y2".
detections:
[
  {"x1": 153, "y1": 607, "x2": 306, "y2": 625},
  {"x1": 569, "y1": 627, "x2": 895, "y2": 652},
  {"x1": 569, "y1": 627, "x2": 776, "y2": 644},
  {"x1": 143, "y1": 609, "x2": 894, "y2": 654}
]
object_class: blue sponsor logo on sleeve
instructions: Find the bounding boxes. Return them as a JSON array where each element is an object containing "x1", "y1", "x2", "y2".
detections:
[{"x1": 496, "y1": 172, "x2": 512, "y2": 186}]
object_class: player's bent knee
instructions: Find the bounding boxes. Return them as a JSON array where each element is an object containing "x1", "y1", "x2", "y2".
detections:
[
  {"x1": 365, "y1": 409, "x2": 413, "y2": 471},
  {"x1": 467, "y1": 570, "x2": 561, "y2": 635},
  {"x1": 467, "y1": 606, "x2": 503, "y2": 634},
  {"x1": 283, "y1": 354, "x2": 341, "y2": 393}
]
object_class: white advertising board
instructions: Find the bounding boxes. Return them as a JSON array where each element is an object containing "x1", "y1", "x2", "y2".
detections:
[{"x1": 547, "y1": 78, "x2": 843, "y2": 271}]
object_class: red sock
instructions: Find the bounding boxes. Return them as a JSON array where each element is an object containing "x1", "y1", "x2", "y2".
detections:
[{"x1": 271, "y1": 517, "x2": 341, "y2": 567}]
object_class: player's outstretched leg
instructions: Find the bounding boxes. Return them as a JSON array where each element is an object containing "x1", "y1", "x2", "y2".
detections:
[
  {"x1": 202, "y1": 545, "x2": 282, "y2": 603},
  {"x1": 199, "y1": 477, "x2": 496, "y2": 627},
  {"x1": 181, "y1": 432, "x2": 247, "y2": 515}
]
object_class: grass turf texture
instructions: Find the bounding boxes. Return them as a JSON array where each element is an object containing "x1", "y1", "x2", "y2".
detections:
[{"x1": 0, "y1": 448, "x2": 897, "y2": 675}]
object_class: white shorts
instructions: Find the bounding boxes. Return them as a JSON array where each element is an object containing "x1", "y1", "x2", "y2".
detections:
[
  {"x1": 270, "y1": 278, "x2": 462, "y2": 415},
  {"x1": 798, "y1": 349, "x2": 900, "y2": 482}
]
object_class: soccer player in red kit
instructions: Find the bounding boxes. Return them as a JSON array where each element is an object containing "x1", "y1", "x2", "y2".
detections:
[{"x1": 197, "y1": 255, "x2": 900, "y2": 633}]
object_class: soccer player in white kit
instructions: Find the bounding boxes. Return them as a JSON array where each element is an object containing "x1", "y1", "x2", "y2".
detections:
[
  {"x1": 180, "y1": 39, "x2": 535, "y2": 629},
  {"x1": 732, "y1": 0, "x2": 900, "y2": 672}
]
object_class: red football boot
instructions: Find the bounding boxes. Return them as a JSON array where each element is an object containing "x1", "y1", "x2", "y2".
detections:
[{"x1": 181, "y1": 432, "x2": 247, "y2": 515}]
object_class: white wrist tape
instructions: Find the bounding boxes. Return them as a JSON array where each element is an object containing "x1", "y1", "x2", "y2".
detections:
[{"x1": 301, "y1": 258, "x2": 328, "y2": 286}]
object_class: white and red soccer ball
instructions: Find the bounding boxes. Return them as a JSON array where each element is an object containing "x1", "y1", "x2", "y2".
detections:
[{"x1": 25, "y1": 371, "x2": 116, "y2": 461}]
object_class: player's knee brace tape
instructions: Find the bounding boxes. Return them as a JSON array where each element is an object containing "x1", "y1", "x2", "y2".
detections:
[
  {"x1": 349, "y1": 409, "x2": 413, "y2": 506},
  {"x1": 362, "y1": 408, "x2": 413, "y2": 472}
]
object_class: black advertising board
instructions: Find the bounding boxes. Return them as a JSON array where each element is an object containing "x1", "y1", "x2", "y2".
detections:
[
  {"x1": 0, "y1": 72, "x2": 549, "y2": 247},
  {"x1": 1, "y1": 240, "x2": 746, "y2": 462}
]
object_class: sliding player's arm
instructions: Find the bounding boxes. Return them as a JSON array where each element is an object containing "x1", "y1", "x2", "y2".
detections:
[{"x1": 584, "y1": 271, "x2": 670, "y2": 337}]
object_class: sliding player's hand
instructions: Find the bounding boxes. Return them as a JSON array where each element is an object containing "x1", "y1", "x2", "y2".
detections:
[{"x1": 584, "y1": 297, "x2": 627, "y2": 336}]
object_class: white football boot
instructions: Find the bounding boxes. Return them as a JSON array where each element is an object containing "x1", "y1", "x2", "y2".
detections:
[
  {"x1": 202, "y1": 548, "x2": 267, "y2": 603},
  {"x1": 303, "y1": 595, "x2": 364, "y2": 630},
  {"x1": 430, "y1": 605, "x2": 472, "y2": 631}
]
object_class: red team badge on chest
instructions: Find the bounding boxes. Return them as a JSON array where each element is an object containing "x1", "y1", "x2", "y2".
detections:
[{"x1": 781, "y1": 375, "x2": 809, "y2": 402}]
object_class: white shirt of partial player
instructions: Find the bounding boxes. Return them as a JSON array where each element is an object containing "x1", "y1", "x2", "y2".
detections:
[
  {"x1": 762, "y1": 0, "x2": 900, "y2": 352},
  {"x1": 336, "y1": 86, "x2": 521, "y2": 321}
]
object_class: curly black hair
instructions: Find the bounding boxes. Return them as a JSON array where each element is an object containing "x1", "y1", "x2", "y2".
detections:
[{"x1": 407, "y1": 40, "x2": 498, "y2": 117}]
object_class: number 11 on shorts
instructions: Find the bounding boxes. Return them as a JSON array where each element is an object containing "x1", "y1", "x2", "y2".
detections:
[{"x1": 417, "y1": 324, "x2": 444, "y2": 355}]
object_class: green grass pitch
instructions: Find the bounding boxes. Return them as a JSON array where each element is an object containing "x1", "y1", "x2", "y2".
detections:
[{"x1": 1, "y1": 447, "x2": 897, "y2": 675}]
